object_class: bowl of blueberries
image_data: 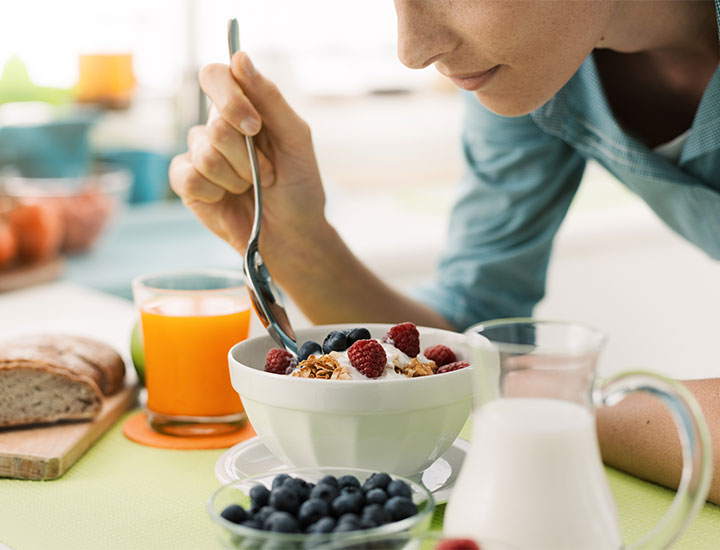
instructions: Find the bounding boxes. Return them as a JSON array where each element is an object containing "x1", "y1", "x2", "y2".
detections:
[{"x1": 207, "y1": 467, "x2": 434, "y2": 550}]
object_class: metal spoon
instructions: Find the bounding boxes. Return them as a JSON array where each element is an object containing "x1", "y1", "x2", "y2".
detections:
[{"x1": 228, "y1": 18, "x2": 297, "y2": 354}]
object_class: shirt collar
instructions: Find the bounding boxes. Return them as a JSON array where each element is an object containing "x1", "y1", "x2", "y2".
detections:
[{"x1": 531, "y1": 1, "x2": 720, "y2": 166}]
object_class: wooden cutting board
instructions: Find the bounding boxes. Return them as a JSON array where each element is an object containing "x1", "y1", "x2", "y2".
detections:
[
  {"x1": 0, "y1": 376, "x2": 139, "y2": 480},
  {"x1": 0, "y1": 281, "x2": 140, "y2": 479}
]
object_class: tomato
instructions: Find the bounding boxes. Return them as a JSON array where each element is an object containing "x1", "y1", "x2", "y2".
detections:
[
  {"x1": 9, "y1": 200, "x2": 64, "y2": 262},
  {"x1": 0, "y1": 219, "x2": 18, "y2": 268}
]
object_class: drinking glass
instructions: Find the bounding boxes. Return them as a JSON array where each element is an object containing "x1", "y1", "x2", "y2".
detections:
[
  {"x1": 444, "y1": 318, "x2": 712, "y2": 550},
  {"x1": 132, "y1": 269, "x2": 251, "y2": 436}
]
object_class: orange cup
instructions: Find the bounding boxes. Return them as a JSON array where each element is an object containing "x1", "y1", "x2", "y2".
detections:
[
  {"x1": 75, "y1": 53, "x2": 135, "y2": 108},
  {"x1": 132, "y1": 269, "x2": 250, "y2": 436}
]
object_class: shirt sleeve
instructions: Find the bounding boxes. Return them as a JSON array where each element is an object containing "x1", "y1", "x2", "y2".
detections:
[{"x1": 412, "y1": 92, "x2": 587, "y2": 331}]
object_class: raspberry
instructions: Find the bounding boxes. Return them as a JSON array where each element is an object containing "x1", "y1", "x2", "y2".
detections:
[
  {"x1": 423, "y1": 344, "x2": 457, "y2": 366},
  {"x1": 435, "y1": 538, "x2": 482, "y2": 550},
  {"x1": 383, "y1": 322, "x2": 420, "y2": 357},
  {"x1": 347, "y1": 339, "x2": 387, "y2": 378},
  {"x1": 265, "y1": 348, "x2": 297, "y2": 375},
  {"x1": 436, "y1": 360, "x2": 469, "y2": 374}
]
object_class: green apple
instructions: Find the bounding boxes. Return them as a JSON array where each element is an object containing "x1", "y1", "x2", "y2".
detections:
[{"x1": 130, "y1": 321, "x2": 146, "y2": 386}]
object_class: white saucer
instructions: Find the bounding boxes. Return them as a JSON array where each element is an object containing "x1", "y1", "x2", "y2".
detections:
[{"x1": 214, "y1": 436, "x2": 469, "y2": 504}]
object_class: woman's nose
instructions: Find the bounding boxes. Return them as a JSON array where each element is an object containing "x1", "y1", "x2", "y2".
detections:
[{"x1": 395, "y1": 0, "x2": 451, "y2": 69}]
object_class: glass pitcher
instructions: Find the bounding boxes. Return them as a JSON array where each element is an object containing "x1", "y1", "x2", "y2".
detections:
[{"x1": 444, "y1": 319, "x2": 712, "y2": 550}]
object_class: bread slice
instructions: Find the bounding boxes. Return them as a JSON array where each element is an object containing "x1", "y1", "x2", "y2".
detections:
[
  {"x1": 0, "y1": 334, "x2": 125, "y2": 395},
  {"x1": 0, "y1": 334, "x2": 125, "y2": 428},
  {"x1": 0, "y1": 362, "x2": 102, "y2": 427}
]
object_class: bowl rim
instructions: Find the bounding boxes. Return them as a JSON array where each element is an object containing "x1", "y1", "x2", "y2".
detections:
[{"x1": 207, "y1": 465, "x2": 435, "y2": 542}]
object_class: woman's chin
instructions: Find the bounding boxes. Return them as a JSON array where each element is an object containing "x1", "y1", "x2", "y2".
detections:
[{"x1": 473, "y1": 90, "x2": 553, "y2": 118}]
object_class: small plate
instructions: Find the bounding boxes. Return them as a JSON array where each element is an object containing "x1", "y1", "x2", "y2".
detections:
[{"x1": 214, "y1": 436, "x2": 469, "y2": 504}]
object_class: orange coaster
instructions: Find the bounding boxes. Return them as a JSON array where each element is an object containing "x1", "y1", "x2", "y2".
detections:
[{"x1": 122, "y1": 411, "x2": 256, "y2": 450}]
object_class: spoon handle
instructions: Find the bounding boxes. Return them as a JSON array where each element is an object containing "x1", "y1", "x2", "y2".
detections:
[
  {"x1": 227, "y1": 18, "x2": 298, "y2": 354},
  {"x1": 228, "y1": 18, "x2": 262, "y2": 245}
]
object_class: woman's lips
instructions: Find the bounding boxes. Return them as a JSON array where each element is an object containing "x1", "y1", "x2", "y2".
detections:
[{"x1": 447, "y1": 65, "x2": 500, "y2": 91}]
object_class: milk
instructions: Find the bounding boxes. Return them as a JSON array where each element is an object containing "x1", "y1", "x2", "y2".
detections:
[{"x1": 445, "y1": 398, "x2": 622, "y2": 550}]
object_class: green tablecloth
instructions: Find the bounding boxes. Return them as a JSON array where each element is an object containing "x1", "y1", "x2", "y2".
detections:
[{"x1": 0, "y1": 412, "x2": 718, "y2": 550}]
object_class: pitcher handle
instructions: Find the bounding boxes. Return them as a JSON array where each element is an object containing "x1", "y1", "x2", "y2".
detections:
[{"x1": 595, "y1": 370, "x2": 713, "y2": 550}]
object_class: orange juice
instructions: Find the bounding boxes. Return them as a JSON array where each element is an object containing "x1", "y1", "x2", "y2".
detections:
[{"x1": 140, "y1": 294, "x2": 250, "y2": 417}]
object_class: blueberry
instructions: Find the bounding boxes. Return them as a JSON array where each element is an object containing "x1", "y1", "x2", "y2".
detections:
[
  {"x1": 241, "y1": 519, "x2": 263, "y2": 530},
  {"x1": 331, "y1": 493, "x2": 362, "y2": 516},
  {"x1": 282, "y1": 478, "x2": 311, "y2": 501},
  {"x1": 253, "y1": 505, "x2": 277, "y2": 526},
  {"x1": 345, "y1": 327, "x2": 371, "y2": 346},
  {"x1": 340, "y1": 485, "x2": 365, "y2": 508},
  {"x1": 306, "y1": 516, "x2": 336, "y2": 534},
  {"x1": 318, "y1": 475, "x2": 339, "y2": 488},
  {"x1": 386, "y1": 479, "x2": 412, "y2": 499},
  {"x1": 362, "y1": 472, "x2": 392, "y2": 492},
  {"x1": 384, "y1": 496, "x2": 417, "y2": 521},
  {"x1": 364, "y1": 488, "x2": 388, "y2": 506},
  {"x1": 361, "y1": 503, "x2": 391, "y2": 528},
  {"x1": 337, "y1": 513, "x2": 362, "y2": 525},
  {"x1": 270, "y1": 486, "x2": 300, "y2": 514},
  {"x1": 264, "y1": 511, "x2": 300, "y2": 533},
  {"x1": 333, "y1": 515, "x2": 362, "y2": 532},
  {"x1": 271, "y1": 473, "x2": 292, "y2": 489},
  {"x1": 298, "y1": 340, "x2": 322, "y2": 362},
  {"x1": 310, "y1": 483, "x2": 340, "y2": 503},
  {"x1": 249, "y1": 484, "x2": 271, "y2": 510},
  {"x1": 220, "y1": 504, "x2": 248, "y2": 524},
  {"x1": 337, "y1": 475, "x2": 361, "y2": 490},
  {"x1": 322, "y1": 331, "x2": 348, "y2": 353},
  {"x1": 297, "y1": 498, "x2": 329, "y2": 528}
]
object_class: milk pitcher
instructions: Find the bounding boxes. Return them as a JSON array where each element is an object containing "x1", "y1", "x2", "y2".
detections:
[{"x1": 445, "y1": 319, "x2": 712, "y2": 550}]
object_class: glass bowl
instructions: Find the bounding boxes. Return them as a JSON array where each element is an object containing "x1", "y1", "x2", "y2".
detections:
[
  {"x1": 207, "y1": 466, "x2": 435, "y2": 550},
  {"x1": 0, "y1": 163, "x2": 130, "y2": 266}
]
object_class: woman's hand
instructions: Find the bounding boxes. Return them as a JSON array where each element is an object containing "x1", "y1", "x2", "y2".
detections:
[
  {"x1": 169, "y1": 52, "x2": 453, "y2": 329},
  {"x1": 169, "y1": 52, "x2": 326, "y2": 267}
]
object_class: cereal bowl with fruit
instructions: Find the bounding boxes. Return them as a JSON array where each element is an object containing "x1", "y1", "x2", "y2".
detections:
[
  {"x1": 228, "y1": 323, "x2": 473, "y2": 477},
  {"x1": 208, "y1": 467, "x2": 434, "y2": 550}
]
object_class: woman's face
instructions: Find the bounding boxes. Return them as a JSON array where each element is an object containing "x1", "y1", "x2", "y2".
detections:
[{"x1": 394, "y1": 0, "x2": 617, "y2": 116}]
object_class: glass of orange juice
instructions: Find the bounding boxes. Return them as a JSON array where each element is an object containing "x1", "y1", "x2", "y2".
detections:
[{"x1": 132, "y1": 269, "x2": 251, "y2": 436}]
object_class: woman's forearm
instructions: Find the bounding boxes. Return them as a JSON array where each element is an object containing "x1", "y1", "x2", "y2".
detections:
[
  {"x1": 266, "y1": 221, "x2": 455, "y2": 330},
  {"x1": 596, "y1": 377, "x2": 720, "y2": 505}
]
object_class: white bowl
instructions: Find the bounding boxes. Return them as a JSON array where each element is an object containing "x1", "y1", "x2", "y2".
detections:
[{"x1": 228, "y1": 323, "x2": 473, "y2": 477}]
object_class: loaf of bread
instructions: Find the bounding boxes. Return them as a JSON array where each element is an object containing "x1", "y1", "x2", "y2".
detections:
[{"x1": 0, "y1": 334, "x2": 126, "y2": 428}]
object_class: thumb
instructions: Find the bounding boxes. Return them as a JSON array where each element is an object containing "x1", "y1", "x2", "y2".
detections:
[{"x1": 230, "y1": 52, "x2": 308, "y2": 145}]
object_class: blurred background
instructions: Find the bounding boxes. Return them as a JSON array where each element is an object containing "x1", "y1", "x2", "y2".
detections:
[{"x1": 0, "y1": 0, "x2": 718, "y2": 377}]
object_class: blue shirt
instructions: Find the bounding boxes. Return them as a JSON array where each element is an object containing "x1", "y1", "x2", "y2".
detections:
[{"x1": 415, "y1": 1, "x2": 720, "y2": 331}]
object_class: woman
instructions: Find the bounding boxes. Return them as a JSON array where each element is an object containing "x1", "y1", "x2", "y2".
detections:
[{"x1": 170, "y1": 1, "x2": 720, "y2": 504}]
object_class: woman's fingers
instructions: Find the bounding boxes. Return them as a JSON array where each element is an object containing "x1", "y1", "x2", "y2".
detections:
[
  {"x1": 229, "y1": 52, "x2": 310, "y2": 147},
  {"x1": 199, "y1": 63, "x2": 262, "y2": 136},
  {"x1": 169, "y1": 152, "x2": 226, "y2": 204},
  {"x1": 204, "y1": 117, "x2": 275, "y2": 186},
  {"x1": 187, "y1": 126, "x2": 251, "y2": 194}
]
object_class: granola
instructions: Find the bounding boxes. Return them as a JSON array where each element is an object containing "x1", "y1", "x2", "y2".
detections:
[
  {"x1": 394, "y1": 357, "x2": 436, "y2": 378},
  {"x1": 291, "y1": 354, "x2": 340, "y2": 379}
]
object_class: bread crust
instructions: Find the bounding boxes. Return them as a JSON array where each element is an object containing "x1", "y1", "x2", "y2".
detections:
[
  {"x1": 0, "y1": 334, "x2": 125, "y2": 428},
  {"x1": 0, "y1": 334, "x2": 125, "y2": 395}
]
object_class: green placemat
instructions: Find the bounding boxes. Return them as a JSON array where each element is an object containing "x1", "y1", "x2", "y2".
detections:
[{"x1": 0, "y1": 413, "x2": 717, "y2": 550}]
